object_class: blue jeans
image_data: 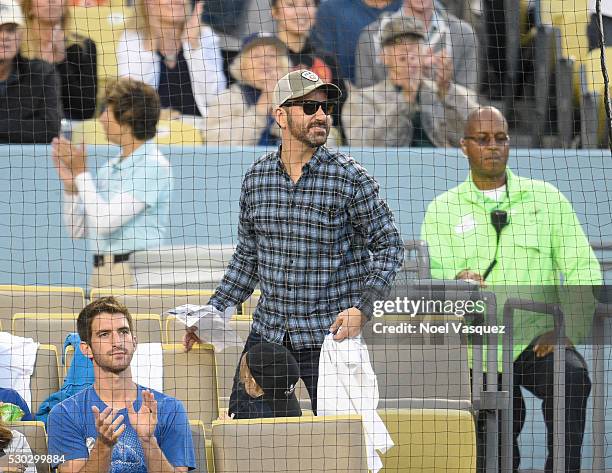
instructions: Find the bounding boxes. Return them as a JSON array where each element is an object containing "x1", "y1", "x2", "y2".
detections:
[{"x1": 228, "y1": 330, "x2": 322, "y2": 418}]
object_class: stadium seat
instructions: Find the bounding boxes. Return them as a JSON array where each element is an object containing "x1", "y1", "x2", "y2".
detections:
[
  {"x1": 364, "y1": 314, "x2": 471, "y2": 409},
  {"x1": 378, "y1": 408, "x2": 476, "y2": 473},
  {"x1": 70, "y1": 118, "x2": 204, "y2": 146},
  {"x1": 6, "y1": 421, "x2": 50, "y2": 473},
  {"x1": 189, "y1": 420, "x2": 210, "y2": 473},
  {"x1": 90, "y1": 288, "x2": 215, "y2": 320},
  {"x1": 31, "y1": 345, "x2": 61, "y2": 419},
  {"x1": 162, "y1": 344, "x2": 219, "y2": 430},
  {"x1": 12, "y1": 313, "x2": 163, "y2": 356},
  {"x1": 0, "y1": 285, "x2": 85, "y2": 336},
  {"x1": 212, "y1": 415, "x2": 368, "y2": 473}
]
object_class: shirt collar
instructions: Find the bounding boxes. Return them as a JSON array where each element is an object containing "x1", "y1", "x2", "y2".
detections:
[
  {"x1": 111, "y1": 140, "x2": 155, "y2": 171},
  {"x1": 462, "y1": 167, "x2": 519, "y2": 205},
  {"x1": 275, "y1": 145, "x2": 329, "y2": 175}
]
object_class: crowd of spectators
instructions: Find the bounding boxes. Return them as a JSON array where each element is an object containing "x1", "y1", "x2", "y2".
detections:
[{"x1": 0, "y1": 0, "x2": 608, "y2": 145}]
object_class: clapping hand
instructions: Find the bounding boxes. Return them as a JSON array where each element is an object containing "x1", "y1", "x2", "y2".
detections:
[
  {"x1": 91, "y1": 406, "x2": 126, "y2": 448},
  {"x1": 182, "y1": 1, "x2": 205, "y2": 49},
  {"x1": 128, "y1": 390, "x2": 158, "y2": 441}
]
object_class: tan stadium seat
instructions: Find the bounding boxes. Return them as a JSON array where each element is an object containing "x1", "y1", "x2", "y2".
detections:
[
  {"x1": 189, "y1": 420, "x2": 211, "y2": 473},
  {"x1": 12, "y1": 313, "x2": 163, "y2": 358},
  {"x1": 162, "y1": 344, "x2": 219, "y2": 430},
  {"x1": 363, "y1": 314, "x2": 472, "y2": 410},
  {"x1": 31, "y1": 345, "x2": 61, "y2": 419},
  {"x1": 0, "y1": 285, "x2": 84, "y2": 335},
  {"x1": 90, "y1": 288, "x2": 215, "y2": 321},
  {"x1": 6, "y1": 421, "x2": 50, "y2": 473},
  {"x1": 582, "y1": 47, "x2": 612, "y2": 145},
  {"x1": 212, "y1": 415, "x2": 368, "y2": 473},
  {"x1": 378, "y1": 408, "x2": 476, "y2": 473}
]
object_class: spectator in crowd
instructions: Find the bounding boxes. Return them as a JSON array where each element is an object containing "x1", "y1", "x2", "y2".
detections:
[
  {"x1": 117, "y1": 0, "x2": 226, "y2": 120},
  {"x1": 271, "y1": 0, "x2": 347, "y2": 139},
  {"x1": 47, "y1": 297, "x2": 195, "y2": 473},
  {"x1": 186, "y1": 69, "x2": 404, "y2": 414},
  {"x1": 20, "y1": 0, "x2": 97, "y2": 119},
  {"x1": 587, "y1": 0, "x2": 612, "y2": 50},
  {"x1": 354, "y1": 0, "x2": 479, "y2": 91},
  {"x1": 421, "y1": 106, "x2": 601, "y2": 473},
  {"x1": 230, "y1": 342, "x2": 302, "y2": 419},
  {"x1": 0, "y1": 420, "x2": 36, "y2": 473},
  {"x1": 0, "y1": 0, "x2": 60, "y2": 143},
  {"x1": 309, "y1": 0, "x2": 402, "y2": 83},
  {"x1": 0, "y1": 388, "x2": 34, "y2": 421},
  {"x1": 343, "y1": 16, "x2": 479, "y2": 147},
  {"x1": 52, "y1": 78, "x2": 173, "y2": 289},
  {"x1": 203, "y1": 33, "x2": 291, "y2": 146}
]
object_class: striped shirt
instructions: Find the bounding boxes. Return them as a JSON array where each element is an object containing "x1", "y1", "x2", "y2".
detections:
[{"x1": 209, "y1": 146, "x2": 404, "y2": 350}]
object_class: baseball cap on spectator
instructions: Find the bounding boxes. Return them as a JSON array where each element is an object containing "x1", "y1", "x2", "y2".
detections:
[
  {"x1": 241, "y1": 32, "x2": 288, "y2": 55},
  {"x1": 273, "y1": 69, "x2": 342, "y2": 109},
  {"x1": 246, "y1": 342, "x2": 302, "y2": 417},
  {"x1": 0, "y1": 0, "x2": 24, "y2": 27},
  {"x1": 379, "y1": 16, "x2": 426, "y2": 47}
]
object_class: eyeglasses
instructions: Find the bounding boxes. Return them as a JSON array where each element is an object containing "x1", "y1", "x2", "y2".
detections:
[
  {"x1": 283, "y1": 100, "x2": 335, "y2": 115},
  {"x1": 463, "y1": 134, "x2": 510, "y2": 146}
]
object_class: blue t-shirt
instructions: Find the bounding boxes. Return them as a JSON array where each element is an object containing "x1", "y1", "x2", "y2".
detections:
[
  {"x1": 47, "y1": 385, "x2": 195, "y2": 472},
  {"x1": 0, "y1": 387, "x2": 34, "y2": 421}
]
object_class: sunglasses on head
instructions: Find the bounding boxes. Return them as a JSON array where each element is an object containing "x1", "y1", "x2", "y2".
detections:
[{"x1": 283, "y1": 100, "x2": 335, "y2": 115}]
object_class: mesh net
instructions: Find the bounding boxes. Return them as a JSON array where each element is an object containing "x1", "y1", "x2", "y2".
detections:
[{"x1": 0, "y1": 0, "x2": 610, "y2": 472}]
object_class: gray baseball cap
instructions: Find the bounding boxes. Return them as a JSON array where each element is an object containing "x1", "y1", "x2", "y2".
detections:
[
  {"x1": 379, "y1": 16, "x2": 426, "y2": 47},
  {"x1": 272, "y1": 69, "x2": 342, "y2": 109}
]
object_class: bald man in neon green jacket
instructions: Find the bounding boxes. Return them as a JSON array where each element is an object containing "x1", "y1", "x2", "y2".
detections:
[{"x1": 420, "y1": 107, "x2": 601, "y2": 473}]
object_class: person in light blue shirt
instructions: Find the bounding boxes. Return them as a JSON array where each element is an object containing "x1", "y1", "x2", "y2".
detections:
[
  {"x1": 52, "y1": 78, "x2": 173, "y2": 288},
  {"x1": 47, "y1": 296, "x2": 195, "y2": 472}
]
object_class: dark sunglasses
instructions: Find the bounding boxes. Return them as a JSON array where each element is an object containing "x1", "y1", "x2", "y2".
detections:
[
  {"x1": 463, "y1": 134, "x2": 510, "y2": 146},
  {"x1": 283, "y1": 100, "x2": 335, "y2": 115}
]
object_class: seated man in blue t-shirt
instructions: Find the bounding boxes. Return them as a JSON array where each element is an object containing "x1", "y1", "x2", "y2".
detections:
[{"x1": 47, "y1": 297, "x2": 195, "y2": 472}]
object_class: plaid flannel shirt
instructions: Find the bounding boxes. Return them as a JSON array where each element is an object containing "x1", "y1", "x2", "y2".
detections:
[{"x1": 209, "y1": 146, "x2": 404, "y2": 349}]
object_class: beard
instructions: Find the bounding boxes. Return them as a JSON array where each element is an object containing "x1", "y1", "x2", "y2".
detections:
[
  {"x1": 92, "y1": 350, "x2": 133, "y2": 375},
  {"x1": 287, "y1": 114, "x2": 330, "y2": 148}
]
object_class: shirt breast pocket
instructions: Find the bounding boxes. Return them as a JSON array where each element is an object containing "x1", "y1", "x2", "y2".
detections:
[{"x1": 307, "y1": 205, "x2": 345, "y2": 246}]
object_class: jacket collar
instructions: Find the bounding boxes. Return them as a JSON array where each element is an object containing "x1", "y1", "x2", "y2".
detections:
[{"x1": 460, "y1": 168, "x2": 527, "y2": 205}]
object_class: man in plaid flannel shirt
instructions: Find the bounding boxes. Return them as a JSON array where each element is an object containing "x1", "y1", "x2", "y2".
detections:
[{"x1": 185, "y1": 69, "x2": 404, "y2": 416}]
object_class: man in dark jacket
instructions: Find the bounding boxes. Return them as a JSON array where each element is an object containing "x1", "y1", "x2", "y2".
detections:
[{"x1": 0, "y1": 0, "x2": 60, "y2": 143}]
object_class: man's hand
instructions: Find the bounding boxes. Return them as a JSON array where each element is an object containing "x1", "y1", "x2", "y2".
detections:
[
  {"x1": 533, "y1": 330, "x2": 574, "y2": 358},
  {"x1": 52, "y1": 137, "x2": 87, "y2": 177},
  {"x1": 330, "y1": 307, "x2": 366, "y2": 341},
  {"x1": 455, "y1": 270, "x2": 486, "y2": 287},
  {"x1": 127, "y1": 390, "x2": 158, "y2": 441},
  {"x1": 183, "y1": 326, "x2": 202, "y2": 352},
  {"x1": 92, "y1": 406, "x2": 125, "y2": 448}
]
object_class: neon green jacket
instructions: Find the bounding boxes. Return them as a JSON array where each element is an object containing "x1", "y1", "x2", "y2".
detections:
[{"x1": 421, "y1": 169, "x2": 602, "y2": 362}]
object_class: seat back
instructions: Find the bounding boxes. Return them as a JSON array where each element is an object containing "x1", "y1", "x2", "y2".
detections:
[
  {"x1": 212, "y1": 415, "x2": 368, "y2": 473},
  {"x1": 90, "y1": 288, "x2": 215, "y2": 320},
  {"x1": 13, "y1": 313, "x2": 163, "y2": 355},
  {"x1": 363, "y1": 314, "x2": 471, "y2": 402},
  {"x1": 6, "y1": 421, "x2": 50, "y2": 473},
  {"x1": 31, "y1": 345, "x2": 61, "y2": 418},
  {"x1": 162, "y1": 344, "x2": 219, "y2": 428},
  {"x1": 378, "y1": 408, "x2": 476, "y2": 473},
  {"x1": 0, "y1": 285, "x2": 84, "y2": 335},
  {"x1": 190, "y1": 420, "x2": 209, "y2": 473}
]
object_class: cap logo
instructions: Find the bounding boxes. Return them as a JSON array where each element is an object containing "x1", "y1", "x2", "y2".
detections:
[
  {"x1": 301, "y1": 70, "x2": 319, "y2": 82},
  {"x1": 284, "y1": 383, "x2": 296, "y2": 396}
]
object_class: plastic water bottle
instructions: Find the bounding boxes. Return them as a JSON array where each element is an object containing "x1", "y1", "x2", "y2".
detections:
[{"x1": 60, "y1": 118, "x2": 72, "y2": 141}]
